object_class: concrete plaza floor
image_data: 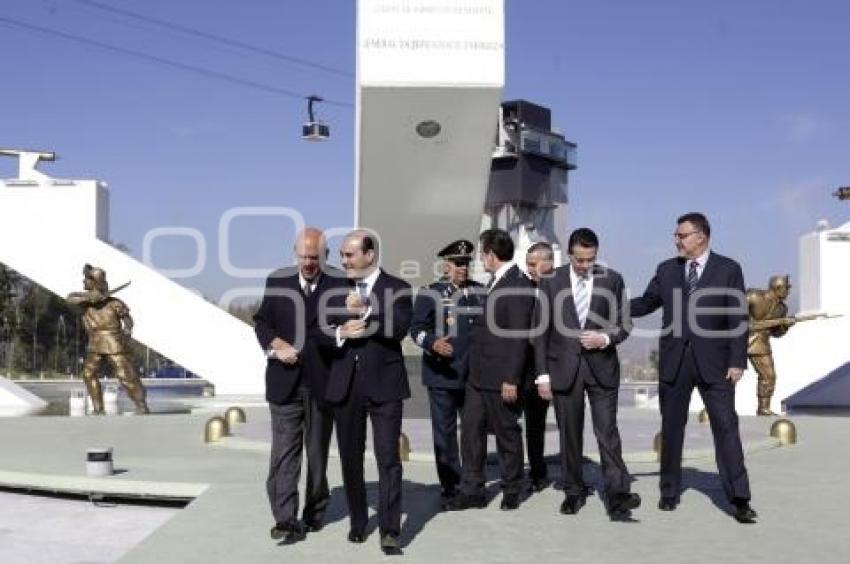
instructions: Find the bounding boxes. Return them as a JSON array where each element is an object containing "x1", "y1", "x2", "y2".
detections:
[{"x1": 0, "y1": 402, "x2": 845, "y2": 563}]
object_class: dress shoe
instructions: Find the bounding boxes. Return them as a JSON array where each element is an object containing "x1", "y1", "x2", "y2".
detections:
[
  {"x1": 500, "y1": 494, "x2": 520, "y2": 511},
  {"x1": 732, "y1": 499, "x2": 758, "y2": 524},
  {"x1": 347, "y1": 529, "x2": 367, "y2": 543},
  {"x1": 302, "y1": 516, "x2": 323, "y2": 533},
  {"x1": 270, "y1": 520, "x2": 306, "y2": 544},
  {"x1": 442, "y1": 492, "x2": 487, "y2": 511},
  {"x1": 380, "y1": 533, "x2": 403, "y2": 556},
  {"x1": 657, "y1": 496, "x2": 678, "y2": 511},
  {"x1": 528, "y1": 477, "x2": 549, "y2": 493},
  {"x1": 559, "y1": 494, "x2": 586, "y2": 515},
  {"x1": 610, "y1": 492, "x2": 642, "y2": 513}
]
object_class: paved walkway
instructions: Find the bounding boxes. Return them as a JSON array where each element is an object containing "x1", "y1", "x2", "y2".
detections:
[
  {"x1": 0, "y1": 491, "x2": 178, "y2": 564},
  {"x1": 230, "y1": 405, "x2": 779, "y2": 463},
  {"x1": 0, "y1": 403, "x2": 844, "y2": 563}
]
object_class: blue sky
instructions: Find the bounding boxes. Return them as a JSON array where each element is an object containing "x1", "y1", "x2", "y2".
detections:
[{"x1": 2, "y1": 0, "x2": 849, "y2": 308}]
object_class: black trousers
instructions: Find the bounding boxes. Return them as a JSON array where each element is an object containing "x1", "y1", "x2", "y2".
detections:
[
  {"x1": 552, "y1": 358, "x2": 631, "y2": 497},
  {"x1": 523, "y1": 385, "x2": 550, "y2": 481},
  {"x1": 334, "y1": 378, "x2": 404, "y2": 536},
  {"x1": 659, "y1": 346, "x2": 751, "y2": 501},
  {"x1": 267, "y1": 386, "x2": 334, "y2": 525},
  {"x1": 427, "y1": 387, "x2": 465, "y2": 495},
  {"x1": 459, "y1": 383, "x2": 524, "y2": 497}
]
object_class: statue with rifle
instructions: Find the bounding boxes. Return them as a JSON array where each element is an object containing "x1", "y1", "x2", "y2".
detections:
[
  {"x1": 747, "y1": 275, "x2": 842, "y2": 416},
  {"x1": 66, "y1": 264, "x2": 149, "y2": 415}
]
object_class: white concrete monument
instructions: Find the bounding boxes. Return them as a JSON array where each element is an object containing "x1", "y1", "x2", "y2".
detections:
[
  {"x1": 356, "y1": 0, "x2": 505, "y2": 286},
  {"x1": 0, "y1": 150, "x2": 265, "y2": 396}
]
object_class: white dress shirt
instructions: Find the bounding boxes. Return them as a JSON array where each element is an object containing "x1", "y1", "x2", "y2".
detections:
[
  {"x1": 535, "y1": 263, "x2": 610, "y2": 385},
  {"x1": 299, "y1": 273, "x2": 318, "y2": 295},
  {"x1": 335, "y1": 267, "x2": 380, "y2": 347},
  {"x1": 488, "y1": 260, "x2": 515, "y2": 291},
  {"x1": 684, "y1": 248, "x2": 711, "y2": 280}
]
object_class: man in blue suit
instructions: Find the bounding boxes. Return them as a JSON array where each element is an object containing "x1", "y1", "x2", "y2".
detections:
[
  {"x1": 629, "y1": 212, "x2": 757, "y2": 524},
  {"x1": 410, "y1": 239, "x2": 483, "y2": 502}
]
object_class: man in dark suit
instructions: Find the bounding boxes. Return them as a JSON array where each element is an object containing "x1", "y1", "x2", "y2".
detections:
[
  {"x1": 445, "y1": 228, "x2": 535, "y2": 511},
  {"x1": 629, "y1": 212, "x2": 757, "y2": 524},
  {"x1": 253, "y1": 227, "x2": 343, "y2": 543},
  {"x1": 523, "y1": 242, "x2": 555, "y2": 493},
  {"x1": 410, "y1": 239, "x2": 483, "y2": 501},
  {"x1": 532, "y1": 228, "x2": 640, "y2": 520},
  {"x1": 322, "y1": 229, "x2": 413, "y2": 555}
]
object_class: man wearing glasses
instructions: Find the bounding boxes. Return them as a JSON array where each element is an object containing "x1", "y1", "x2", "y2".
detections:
[{"x1": 629, "y1": 212, "x2": 757, "y2": 524}]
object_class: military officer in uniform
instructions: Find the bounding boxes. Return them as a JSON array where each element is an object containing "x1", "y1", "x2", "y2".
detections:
[
  {"x1": 410, "y1": 239, "x2": 484, "y2": 501},
  {"x1": 747, "y1": 275, "x2": 794, "y2": 416}
]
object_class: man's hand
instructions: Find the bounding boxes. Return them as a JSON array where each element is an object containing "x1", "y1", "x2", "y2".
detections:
[
  {"x1": 579, "y1": 331, "x2": 608, "y2": 350},
  {"x1": 339, "y1": 319, "x2": 367, "y2": 339},
  {"x1": 431, "y1": 337, "x2": 454, "y2": 357},
  {"x1": 345, "y1": 292, "x2": 368, "y2": 316},
  {"x1": 272, "y1": 343, "x2": 299, "y2": 365},
  {"x1": 537, "y1": 382, "x2": 553, "y2": 401},
  {"x1": 725, "y1": 367, "x2": 744, "y2": 384},
  {"x1": 501, "y1": 382, "x2": 518, "y2": 404}
]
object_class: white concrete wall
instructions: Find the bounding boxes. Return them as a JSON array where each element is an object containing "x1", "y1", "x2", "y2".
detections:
[
  {"x1": 0, "y1": 179, "x2": 264, "y2": 396},
  {"x1": 799, "y1": 230, "x2": 821, "y2": 313},
  {"x1": 356, "y1": 0, "x2": 504, "y2": 287}
]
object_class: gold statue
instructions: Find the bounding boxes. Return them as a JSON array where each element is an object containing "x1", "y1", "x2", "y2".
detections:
[
  {"x1": 747, "y1": 275, "x2": 794, "y2": 416},
  {"x1": 747, "y1": 275, "x2": 843, "y2": 415},
  {"x1": 66, "y1": 264, "x2": 149, "y2": 415}
]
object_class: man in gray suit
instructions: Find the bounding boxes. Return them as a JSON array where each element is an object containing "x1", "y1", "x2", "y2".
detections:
[{"x1": 533, "y1": 228, "x2": 640, "y2": 520}]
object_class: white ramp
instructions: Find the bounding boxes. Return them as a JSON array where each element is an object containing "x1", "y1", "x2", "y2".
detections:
[
  {"x1": 0, "y1": 172, "x2": 264, "y2": 396},
  {"x1": 0, "y1": 377, "x2": 48, "y2": 417},
  {"x1": 356, "y1": 0, "x2": 504, "y2": 286}
]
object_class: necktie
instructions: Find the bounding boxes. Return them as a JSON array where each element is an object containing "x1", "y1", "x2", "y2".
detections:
[
  {"x1": 574, "y1": 276, "x2": 590, "y2": 328},
  {"x1": 356, "y1": 281, "x2": 370, "y2": 307},
  {"x1": 687, "y1": 261, "x2": 699, "y2": 295},
  {"x1": 303, "y1": 281, "x2": 313, "y2": 297},
  {"x1": 486, "y1": 275, "x2": 496, "y2": 293}
]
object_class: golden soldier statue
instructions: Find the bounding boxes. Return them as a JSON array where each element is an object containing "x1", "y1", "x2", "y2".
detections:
[
  {"x1": 67, "y1": 264, "x2": 149, "y2": 415},
  {"x1": 747, "y1": 275, "x2": 793, "y2": 416}
]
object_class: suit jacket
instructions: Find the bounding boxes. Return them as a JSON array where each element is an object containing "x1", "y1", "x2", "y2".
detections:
[
  {"x1": 629, "y1": 252, "x2": 748, "y2": 384},
  {"x1": 410, "y1": 280, "x2": 484, "y2": 389},
  {"x1": 253, "y1": 266, "x2": 346, "y2": 405},
  {"x1": 468, "y1": 264, "x2": 535, "y2": 391},
  {"x1": 533, "y1": 264, "x2": 630, "y2": 391},
  {"x1": 322, "y1": 270, "x2": 413, "y2": 404}
]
